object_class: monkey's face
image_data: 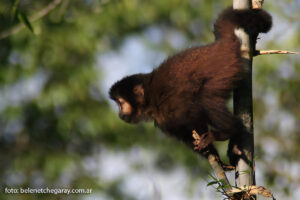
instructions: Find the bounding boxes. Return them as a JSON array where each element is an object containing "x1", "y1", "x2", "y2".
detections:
[
  {"x1": 115, "y1": 97, "x2": 142, "y2": 124},
  {"x1": 109, "y1": 77, "x2": 148, "y2": 124}
]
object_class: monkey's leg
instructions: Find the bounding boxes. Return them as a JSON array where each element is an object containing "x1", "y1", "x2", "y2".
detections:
[
  {"x1": 193, "y1": 103, "x2": 245, "y2": 159},
  {"x1": 206, "y1": 102, "x2": 247, "y2": 139},
  {"x1": 205, "y1": 104, "x2": 250, "y2": 166}
]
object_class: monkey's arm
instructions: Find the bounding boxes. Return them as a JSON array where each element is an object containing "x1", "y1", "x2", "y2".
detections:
[{"x1": 208, "y1": 130, "x2": 232, "y2": 141}]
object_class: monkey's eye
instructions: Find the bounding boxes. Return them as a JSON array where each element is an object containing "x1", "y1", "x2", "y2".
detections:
[
  {"x1": 116, "y1": 99, "x2": 123, "y2": 109},
  {"x1": 118, "y1": 99, "x2": 125, "y2": 105},
  {"x1": 116, "y1": 102, "x2": 122, "y2": 111}
]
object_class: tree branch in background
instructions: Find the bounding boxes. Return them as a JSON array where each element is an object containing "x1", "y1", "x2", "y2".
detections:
[{"x1": 0, "y1": 0, "x2": 63, "y2": 40}]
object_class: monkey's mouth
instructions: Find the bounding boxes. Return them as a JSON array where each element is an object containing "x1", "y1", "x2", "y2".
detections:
[{"x1": 119, "y1": 114, "x2": 140, "y2": 124}]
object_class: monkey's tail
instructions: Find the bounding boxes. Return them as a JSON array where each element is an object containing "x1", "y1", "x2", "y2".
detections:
[{"x1": 213, "y1": 7, "x2": 272, "y2": 41}]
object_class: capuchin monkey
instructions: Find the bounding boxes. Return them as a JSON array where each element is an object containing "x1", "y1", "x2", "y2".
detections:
[{"x1": 109, "y1": 7, "x2": 272, "y2": 168}]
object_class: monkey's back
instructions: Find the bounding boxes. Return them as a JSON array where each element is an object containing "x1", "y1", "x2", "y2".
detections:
[
  {"x1": 149, "y1": 39, "x2": 243, "y2": 131},
  {"x1": 146, "y1": 7, "x2": 271, "y2": 136}
]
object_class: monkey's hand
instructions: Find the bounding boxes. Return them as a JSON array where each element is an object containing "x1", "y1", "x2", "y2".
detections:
[{"x1": 193, "y1": 131, "x2": 215, "y2": 151}]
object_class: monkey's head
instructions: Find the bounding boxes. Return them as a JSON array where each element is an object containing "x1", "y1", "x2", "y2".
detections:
[{"x1": 109, "y1": 74, "x2": 150, "y2": 124}]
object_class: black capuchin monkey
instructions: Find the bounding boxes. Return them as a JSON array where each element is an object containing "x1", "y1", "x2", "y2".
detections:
[{"x1": 109, "y1": 7, "x2": 272, "y2": 168}]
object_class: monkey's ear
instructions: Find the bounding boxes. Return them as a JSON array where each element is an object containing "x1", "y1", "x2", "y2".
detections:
[{"x1": 133, "y1": 84, "x2": 144, "y2": 97}]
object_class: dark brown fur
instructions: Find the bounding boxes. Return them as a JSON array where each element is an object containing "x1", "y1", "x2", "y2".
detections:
[{"x1": 109, "y1": 7, "x2": 272, "y2": 166}]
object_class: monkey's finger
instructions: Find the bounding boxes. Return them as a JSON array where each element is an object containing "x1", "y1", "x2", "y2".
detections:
[{"x1": 232, "y1": 144, "x2": 242, "y2": 155}]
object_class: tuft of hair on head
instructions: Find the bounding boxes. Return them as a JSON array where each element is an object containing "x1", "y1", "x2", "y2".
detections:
[{"x1": 109, "y1": 73, "x2": 148, "y2": 105}]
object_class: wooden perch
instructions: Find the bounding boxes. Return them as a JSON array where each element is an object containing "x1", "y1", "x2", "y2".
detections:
[{"x1": 255, "y1": 50, "x2": 300, "y2": 56}]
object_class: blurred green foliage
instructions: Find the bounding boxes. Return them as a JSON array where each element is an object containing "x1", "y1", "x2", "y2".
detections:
[{"x1": 0, "y1": 0, "x2": 299, "y2": 200}]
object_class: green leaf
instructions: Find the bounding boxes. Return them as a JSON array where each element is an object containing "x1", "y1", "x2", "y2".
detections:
[
  {"x1": 219, "y1": 179, "x2": 226, "y2": 184},
  {"x1": 18, "y1": 11, "x2": 34, "y2": 33},
  {"x1": 222, "y1": 184, "x2": 231, "y2": 189},
  {"x1": 11, "y1": 0, "x2": 20, "y2": 21},
  {"x1": 208, "y1": 174, "x2": 217, "y2": 181},
  {"x1": 206, "y1": 181, "x2": 219, "y2": 187},
  {"x1": 219, "y1": 179, "x2": 231, "y2": 188}
]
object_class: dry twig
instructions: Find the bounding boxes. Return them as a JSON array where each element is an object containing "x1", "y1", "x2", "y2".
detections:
[
  {"x1": 229, "y1": 185, "x2": 276, "y2": 200},
  {"x1": 255, "y1": 50, "x2": 300, "y2": 56}
]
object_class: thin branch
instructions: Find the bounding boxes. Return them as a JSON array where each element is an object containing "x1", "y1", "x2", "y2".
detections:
[
  {"x1": 192, "y1": 130, "x2": 232, "y2": 191},
  {"x1": 0, "y1": 0, "x2": 63, "y2": 40},
  {"x1": 255, "y1": 50, "x2": 300, "y2": 56},
  {"x1": 207, "y1": 154, "x2": 230, "y2": 186}
]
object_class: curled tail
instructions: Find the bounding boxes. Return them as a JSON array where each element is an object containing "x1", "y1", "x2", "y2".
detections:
[{"x1": 214, "y1": 7, "x2": 272, "y2": 40}]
